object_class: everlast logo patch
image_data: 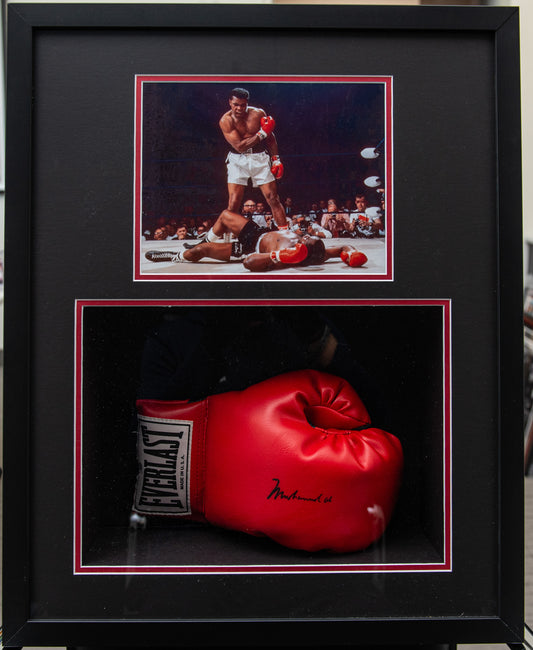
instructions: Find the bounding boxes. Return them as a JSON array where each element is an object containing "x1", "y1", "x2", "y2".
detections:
[{"x1": 134, "y1": 415, "x2": 192, "y2": 515}]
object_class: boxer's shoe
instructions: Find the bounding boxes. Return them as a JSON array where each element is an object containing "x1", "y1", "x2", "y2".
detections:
[
  {"x1": 145, "y1": 250, "x2": 182, "y2": 263},
  {"x1": 183, "y1": 232, "x2": 208, "y2": 248}
]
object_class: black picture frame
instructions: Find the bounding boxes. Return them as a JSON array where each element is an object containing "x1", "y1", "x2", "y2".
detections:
[{"x1": 2, "y1": 3, "x2": 524, "y2": 648}]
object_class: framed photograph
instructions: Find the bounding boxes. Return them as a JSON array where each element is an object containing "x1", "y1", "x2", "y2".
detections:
[
  {"x1": 134, "y1": 74, "x2": 392, "y2": 281},
  {"x1": 2, "y1": 3, "x2": 524, "y2": 648}
]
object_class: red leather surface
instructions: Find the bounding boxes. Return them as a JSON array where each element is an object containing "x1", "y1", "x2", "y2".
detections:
[{"x1": 137, "y1": 370, "x2": 403, "y2": 553}]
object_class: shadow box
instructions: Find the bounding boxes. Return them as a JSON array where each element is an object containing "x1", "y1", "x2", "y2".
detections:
[{"x1": 1, "y1": 3, "x2": 525, "y2": 649}]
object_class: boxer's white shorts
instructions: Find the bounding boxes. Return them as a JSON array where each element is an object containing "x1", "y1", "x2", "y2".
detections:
[{"x1": 226, "y1": 151, "x2": 275, "y2": 187}]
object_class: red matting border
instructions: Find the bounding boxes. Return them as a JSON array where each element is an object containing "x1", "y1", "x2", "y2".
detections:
[
  {"x1": 74, "y1": 298, "x2": 451, "y2": 575},
  {"x1": 133, "y1": 75, "x2": 393, "y2": 282}
]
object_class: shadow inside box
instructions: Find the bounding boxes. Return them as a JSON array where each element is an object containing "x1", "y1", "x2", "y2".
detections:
[
  {"x1": 82, "y1": 517, "x2": 445, "y2": 570},
  {"x1": 79, "y1": 304, "x2": 449, "y2": 574}
]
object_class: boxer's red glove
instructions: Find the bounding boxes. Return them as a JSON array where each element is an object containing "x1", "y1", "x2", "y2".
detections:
[
  {"x1": 257, "y1": 115, "x2": 275, "y2": 140},
  {"x1": 134, "y1": 370, "x2": 403, "y2": 553},
  {"x1": 270, "y1": 155, "x2": 284, "y2": 179},
  {"x1": 270, "y1": 242, "x2": 308, "y2": 265},
  {"x1": 341, "y1": 249, "x2": 368, "y2": 267}
]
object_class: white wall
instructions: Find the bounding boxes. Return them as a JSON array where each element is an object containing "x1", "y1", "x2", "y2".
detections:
[{"x1": 515, "y1": 1, "x2": 532, "y2": 252}]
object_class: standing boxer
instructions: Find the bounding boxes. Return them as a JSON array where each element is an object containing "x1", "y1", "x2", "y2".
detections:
[{"x1": 219, "y1": 88, "x2": 287, "y2": 230}]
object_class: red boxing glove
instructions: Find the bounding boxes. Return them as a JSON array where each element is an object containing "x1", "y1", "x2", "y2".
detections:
[
  {"x1": 134, "y1": 370, "x2": 403, "y2": 553},
  {"x1": 341, "y1": 249, "x2": 368, "y2": 267},
  {"x1": 257, "y1": 115, "x2": 276, "y2": 140},
  {"x1": 270, "y1": 155, "x2": 284, "y2": 179},
  {"x1": 270, "y1": 242, "x2": 308, "y2": 265}
]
